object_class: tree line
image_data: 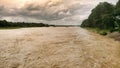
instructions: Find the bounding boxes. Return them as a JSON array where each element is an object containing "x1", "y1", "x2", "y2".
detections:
[
  {"x1": 0, "y1": 20, "x2": 54, "y2": 27},
  {"x1": 81, "y1": 0, "x2": 120, "y2": 34}
]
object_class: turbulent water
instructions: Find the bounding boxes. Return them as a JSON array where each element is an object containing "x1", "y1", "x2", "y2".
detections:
[{"x1": 0, "y1": 27, "x2": 120, "y2": 68}]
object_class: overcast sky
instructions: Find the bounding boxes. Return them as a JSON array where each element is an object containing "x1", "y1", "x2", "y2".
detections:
[{"x1": 0, "y1": 0, "x2": 118, "y2": 25}]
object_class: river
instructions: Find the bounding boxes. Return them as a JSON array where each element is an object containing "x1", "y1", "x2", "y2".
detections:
[{"x1": 0, "y1": 27, "x2": 120, "y2": 68}]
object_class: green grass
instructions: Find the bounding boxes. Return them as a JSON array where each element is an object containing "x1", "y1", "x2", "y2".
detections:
[{"x1": 85, "y1": 27, "x2": 110, "y2": 36}]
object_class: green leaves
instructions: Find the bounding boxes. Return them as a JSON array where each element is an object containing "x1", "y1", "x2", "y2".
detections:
[
  {"x1": 0, "y1": 20, "x2": 50, "y2": 27},
  {"x1": 81, "y1": 1, "x2": 120, "y2": 33}
]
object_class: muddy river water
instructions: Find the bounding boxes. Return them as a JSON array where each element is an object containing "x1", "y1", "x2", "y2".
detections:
[{"x1": 0, "y1": 27, "x2": 120, "y2": 68}]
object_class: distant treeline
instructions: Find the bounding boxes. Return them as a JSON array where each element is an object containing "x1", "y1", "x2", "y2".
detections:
[
  {"x1": 81, "y1": 0, "x2": 120, "y2": 34},
  {"x1": 0, "y1": 20, "x2": 54, "y2": 27}
]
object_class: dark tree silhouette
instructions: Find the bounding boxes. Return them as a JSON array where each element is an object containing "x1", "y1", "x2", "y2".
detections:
[
  {"x1": 0, "y1": 20, "x2": 51, "y2": 27},
  {"x1": 81, "y1": 1, "x2": 120, "y2": 32}
]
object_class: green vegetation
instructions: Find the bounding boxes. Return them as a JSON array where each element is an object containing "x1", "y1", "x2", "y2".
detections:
[
  {"x1": 85, "y1": 27, "x2": 109, "y2": 36},
  {"x1": 81, "y1": 0, "x2": 120, "y2": 35},
  {"x1": 0, "y1": 20, "x2": 52, "y2": 28}
]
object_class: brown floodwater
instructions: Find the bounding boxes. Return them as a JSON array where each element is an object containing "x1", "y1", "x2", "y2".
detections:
[{"x1": 0, "y1": 27, "x2": 120, "y2": 68}]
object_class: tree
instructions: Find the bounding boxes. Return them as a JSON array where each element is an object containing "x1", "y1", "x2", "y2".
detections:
[
  {"x1": 116, "y1": 0, "x2": 120, "y2": 8},
  {"x1": 89, "y1": 2, "x2": 114, "y2": 28},
  {"x1": 81, "y1": 2, "x2": 115, "y2": 30},
  {"x1": 114, "y1": 0, "x2": 120, "y2": 31},
  {"x1": 101, "y1": 14, "x2": 115, "y2": 29},
  {"x1": 0, "y1": 20, "x2": 51, "y2": 27}
]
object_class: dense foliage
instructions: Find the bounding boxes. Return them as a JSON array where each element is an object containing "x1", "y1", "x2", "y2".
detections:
[
  {"x1": 81, "y1": 0, "x2": 120, "y2": 33},
  {"x1": 0, "y1": 20, "x2": 51, "y2": 27}
]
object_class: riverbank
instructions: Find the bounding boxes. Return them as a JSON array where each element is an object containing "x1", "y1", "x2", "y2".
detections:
[{"x1": 84, "y1": 27, "x2": 120, "y2": 41}]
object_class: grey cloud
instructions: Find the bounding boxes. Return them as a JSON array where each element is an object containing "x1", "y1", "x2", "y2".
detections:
[
  {"x1": 0, "y1": 5, "x2": 6, "y2": 15},
  {"x1": 0, "y1": 0, "x2": 118, "y2": 25},
  {"x1": 0, "y1": 5, "x2": 17, "y2": 17},
  {"x1": 0, "y1": 5, "x2": 4, "y2": 10},
  {"x1": 16, "y1": 0, "x2": 82, "y2": 21}
]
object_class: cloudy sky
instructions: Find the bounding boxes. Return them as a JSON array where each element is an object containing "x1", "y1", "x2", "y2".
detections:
[{"x1": 0, "y1": 0, "x2": 118, "y2": 25}]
